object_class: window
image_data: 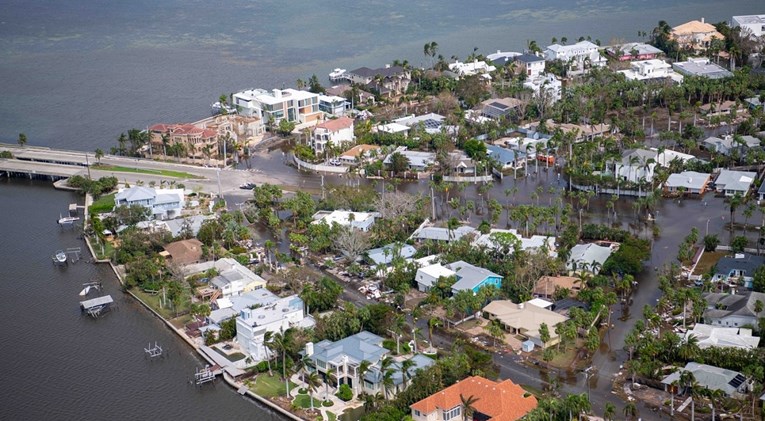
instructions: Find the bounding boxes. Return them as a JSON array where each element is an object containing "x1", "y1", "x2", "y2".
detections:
[
  {"x1": 443, "y1": 406, "x2": 461, "y2": 420},
  {"x1": 413, "y1": 409, "x2": 421, "y2": 417}
]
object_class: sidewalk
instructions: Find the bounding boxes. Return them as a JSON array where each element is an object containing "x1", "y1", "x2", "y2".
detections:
[{"x1": 288, "y1": 373, "x2": 362, "y2": 420}]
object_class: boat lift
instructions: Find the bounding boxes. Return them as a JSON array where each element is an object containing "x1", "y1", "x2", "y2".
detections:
[
  {"x1": 80, "y1": 295, "x2": 114, "y2": 318},
  {"x1": 144, "y1": 342, "x2": 164, "y2": 358},
  {"x1": 194, "y1": 366, "x2": 216, "y2": 385}
]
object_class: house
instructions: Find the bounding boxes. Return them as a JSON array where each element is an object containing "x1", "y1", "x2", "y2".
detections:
[
  {"x1": 311, "y1": 210, "x2": 378, "y2": 232},
  {"x1": 445, "y1": 261, "x2": 502, "y2": 295},
  {"x1": 663, "y1": 171, "x2": 712, "y2": 195},
  {"x1": 161, "y1": 214, "x2": 216, "y2": 238},
  {"x1": 533, "y1": 276, "x2": 581, "y2": 299},
  {"x1": 483, "y1": 300, "x2": 568, "y2": 347},
  {"x1": 672, "y1": 58, "x2": 733, "y2": 79},
  {"x1": 114, "y1": 186, "x2": 184, "y2": 220},
  {"x1": 670, "y1": 18, "x2": 725, "y2": 50},
  {"x1": 543, "y1": 41, "x2": 606, "y2": 70},
  {"x1": 236, "y1": 295, "x2": 315, "y2": 362},
  {"x1": 317, "y1": 94, "x2": 350, "y2": 116},
  {"x1": 711, "y1": 253, "x2": 765, "y2": 289},
  {"x1": 344, "y1": 66, "x2": 411, "y2": 97},
  {"x1": 758, "y1": 180, "x2": 765, "y2": 202},
  {"x1": 702, "y1": 291, "x2": 765, "y2": 328},
  {"x1": 364, "y1": 354, "x2": 435, "y2": 397},
  {"x1": 713, "y1": 170, "x2": 756, "y2": 196},
  {"x1": 606, "y1": 42, "x2": 663, "y2": 61},
  {"x1": 339, "y1": 144, "x2": 380, "y2": 165},
  {"x1": 480, "y1": 97, "x2": 524, "y2": 120},
  {"x1": 523, "y1": 73, "x2": 563, "y2": 103},
  {"x1": 325, "y1": 84, "x2": 376, "y2": 106},
  {"x1": 472, "y1": 229, "x2": 556, "y2": 256},
  {"x1": 541, "y1": 120, "x2": 610, "y2": 142},
  {"x1": 700, "y1": 100, "x2": 741, "y2": 117},
  {"x1": 662, "y1": 362, "x2": 749, "y2": 398},
  {"x1": 487, "y1": 50, "x2": 522, "y2": 67},
  {"x1": 410, "y1": 376, "x2": 537, "y2": 421},
  {"x1": 448, "y1": 60, "x2": 496, "y2": 80},
  {"x1": 614, "y1": 149, "x2": 657, "y2": 183},
  {"x1": 567, "y1": 243, "x2": 616, "y2": 274},
  {"x1": 732, "y1": 15, "x2": 765, "y2": 38},
  {"x1": 148, "y1": 123, "x2": 219, "y2": 160},
  {"x1": 163, "y1": 238, "x2": 204, "y2": 265},
  {"x1": 448, "y1": 152, "x2": 477, "y2": 175},
  {"x1": 513, "y1": 54, "x2": 546, "y2": 78},
  {"x1": 393, "y1": 113, "x2": 449, "y2": 135},
  {"x1": 411, "y1": 224, "x2": 477, "y2": 243},
  {"x1": 653, "y1": 148, "x2": 697, "y2": 167},
  {"x1": 487, "y1": 144, "x2": 526, "y2": 170},
  {"x1": 702, "y1": 135, "x2": 760, "y2": 156},
  {"x1": 366, "y1": 243, "x2": 417, "y2": 266},
  {"x1": 206, "y1": 258, "x2": 267, "y2": 298},
  {"x1": 232, "y1": 88, "x2": 322, "y2": 125},
  {"x1": 307, "y1": 331, "x2": 387, "y2": 389},
  {"x1": 312, "y1": 116, "x2": 355, "y2": 154},
  {"x1": 375, "y1": 122, "x2": 411, "y2": 137},
  {"x1": 618, "y1": 59, "x2": 684, "y2": 84},
  {"x1": 206, "y1": 288, "x2": 279, "y2": 325},
  {"x1": 383, "y1": 147, "x2": 436, "y2": 171},
  {"x1": 685, "y1": 324, "x2": 760, "y2": 349},
  {"x1": 415, "y1": 263, "x2": 456, "y2": 292}
]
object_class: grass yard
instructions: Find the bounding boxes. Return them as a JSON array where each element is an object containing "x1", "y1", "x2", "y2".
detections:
[
  {"x1": 92, "y1": 164, "x2": 201, "y2": 179},
  {"x1": 293, "y1": 394, "x2": 320, "y2": 409},
  {"x1": 251, "y1": 374, "x2": 296, "y2": 398},
  {"x1": 546, "y1": 347, "x2": 577, "y2": 369},
  {"x1": 131, "y1": 288, "x2": 191, "y2": 320},
  {"x1": 89, "y1": 193, "x2": 115, "y2": 214},
  {"x1": 692, "y1": 251, "x2": 725, "y2": 276},
  {"x1": 212, "y1": 346, "x2": 246, "y2": 362},
  {"x1": 327, "y1": 412, "x2": 337, "y2": 421}
]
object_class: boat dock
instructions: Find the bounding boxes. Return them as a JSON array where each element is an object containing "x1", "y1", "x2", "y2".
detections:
[{"x1": 80, "y1": 295, "x2": 114, "y2": 318}]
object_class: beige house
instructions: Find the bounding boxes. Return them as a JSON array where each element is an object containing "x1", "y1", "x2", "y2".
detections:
[
  {"x1": 533, "y1": 276, "x2": 581, "y2": 299},
  {"x1": 671, "y1": 18, "x2": 725, "y2": 50},
  {"x1": 483, "y1": 300, "x2": 568, "y2": 348}
]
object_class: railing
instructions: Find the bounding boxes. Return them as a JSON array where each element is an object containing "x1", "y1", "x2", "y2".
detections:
[{"x1": 292, "y1": 154, "x2": 349, "y2": 174}]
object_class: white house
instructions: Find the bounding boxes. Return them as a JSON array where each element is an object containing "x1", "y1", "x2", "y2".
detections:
[
  {"x1": 415, "y1": 263, "x2": 456, "y2": 292},
  {"x1": 208, "y1": 258, "x2": 267, "y2": 298},
  {"x1": 703, "y1": 291, "x2": 765, "y2": 328},
  {"x1": 702, "y1": 135, "x2": 761, "y2": 156},
  {"x1": 383, "y1": 146, "x2": 436, "y2": 171},
  {"x1": 663, "y1": 171, "x2": 711, "y2": 194},
  {"x1": 232, "y1": 88, "x2": 322, "y2": 125},
  {"x1": 567, "y1": 243, "x2": 616, "y2": 274},
  {"x1": 312, "y1": 116, "x2": 355, "y2": 154},
  {"x1": 653, "y1": 148, "x2": 696, "y2": 167},
  {"x1": 523, "y1": 73, "x2": 563, "y2": 103},
  {"x1": 514, "y1": 54, "x2": 546, "y2": 79},
  {"x1": 732, "y1": 15, "x2": 765, "y2": 38},
  {"x1": 375, "y1": 122, "x2": 411, "y2": 136},
  {"x1": 618, "y1": 59, "x2": 684, "y2": 83},
  {"x1": 714, "y1": 170, "x2": 756, "y2": 196},
  {"x1": 236, "y1": 295, "x2": 315, "y2": 362},
  {"x1": 448, "y1": 60, "x2": 496, "y2": 80},
  {"x1": 473, "y1": 229, "x2": 556, "y2": 256},
  {"x1": 114, "y1": 186, "x2": 184, "y2": 220},
  {"x1": 318, "y1": 94, "x2": 350, "y2": 116},
  {"x1": 311, "y1": 210, "x2": 378, "y2": 232},
  {"x1": 393, "y1": 113, "x2": 449, "y2": 135},
  {"x1": 614, "y1": 149, "x2": 657, "y2": 183},
  {"x1": 686, "y1": 323, "x2": 760, "y2": 349},
  {"x1": 543, "y1": 41, "x2": 606, "y2": 70}
]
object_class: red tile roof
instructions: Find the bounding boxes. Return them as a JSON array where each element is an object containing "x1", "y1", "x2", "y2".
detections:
[
  {"x1": 315, "y1": 116, "x2": 354, "y2": 132},
  {"x1": 410, "y1": 376, "x2": 537, "y2": 421}
]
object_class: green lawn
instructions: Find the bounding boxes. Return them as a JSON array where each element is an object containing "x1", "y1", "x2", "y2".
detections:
[
  {"x1": 293, "y1": 394, "x2": 319, "y2": 409},
  {"x1": 92, "y1": 164, "x2": 201, "y2": 179},
  {"x1": 327, "y1": 412, "x2": 337, "y2": 421},
  {"x1": 251, "y1": 374, "x2": 296, "y2": 398},
  {"x1": 88, "y1": 235, "x2": 115, "y2": 261},
  {"x1": 131, "y1": 288, "x2": 191, "y2": 320},
  {"x1": 212, "y1": 346, "x2": 246, "y2": 362},
  {"x1": 89, "y1": 193, "x2": 115, "y2": 214}
]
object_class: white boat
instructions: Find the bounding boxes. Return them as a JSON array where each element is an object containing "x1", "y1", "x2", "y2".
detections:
[
  {"x1": 54, "y1": 250, "x2": 67, "y2": 263},
  {"x1": 79, "y1": 286, "x2": 92, "y2": 296},
  {"x1": 329, "y1": 68, "x2": 347, "y2": 81},
  {"x1": 58, "y1": 216, "x2": 80, "y2": 225}
]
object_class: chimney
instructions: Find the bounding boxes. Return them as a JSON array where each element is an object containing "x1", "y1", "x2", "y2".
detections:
[{"x1": 701, "y1": 17, "x2": 705, "y2": 23}]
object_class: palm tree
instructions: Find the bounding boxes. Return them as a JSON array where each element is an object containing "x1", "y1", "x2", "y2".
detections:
[
  {"x1": 484, "y1": 319, "x2": 504, "y2": 347},
  {"x1": 263, "y1": 331, "x2": 274, "y2": 376},
  {"x1": 460, "y1": 394, "x2": 480, "y2": 421},
  {"x1": 428, "y1": 317, "x2": 442, "y2": 350},
  {"x1": 356, "y1": 360, "x2": 372, "y2": 397},
  {"x1": 623, "y1": 401, "x2": 638, "y2": 420},
  {"x1": 603, "y1": 402, "x2": 616, "y2": 420},
  {"x1": 400, "y1": 358, "x2": 416, "y2": 391},
  {"x1": 17, "y1": 132, "x2": 27, "y2": 147},
  {"x1": 272, "y1": 330, "x2": 293, "y2": 395},
  {"x1": 94, "y1": 148, "x2": 104, "y2": 164},
  {"x1": 305, "y1": 370, "x2": 321, "y2": 411}
]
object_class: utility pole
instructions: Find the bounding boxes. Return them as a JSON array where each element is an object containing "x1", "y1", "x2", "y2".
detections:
[
  {"x1": 431, "y1": 185, "x2": 436, "y2": 220},
  {"x1": 321, "y1": 174, "x2": 325, "y2": 200},
  {"x1": 85, "y1": 153, "x2": 91, "y2": 180}
]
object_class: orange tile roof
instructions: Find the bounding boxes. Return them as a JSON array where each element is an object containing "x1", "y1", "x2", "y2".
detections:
[
  {"x1": 410, "y1": 376, "x2": 537, "y2": 421},
  {"x1": 341, "y1": 144, "x2": 380, "y2": 158},
  {"x1": 315, "y1": 116, "x2": 354, "y2": 132}
]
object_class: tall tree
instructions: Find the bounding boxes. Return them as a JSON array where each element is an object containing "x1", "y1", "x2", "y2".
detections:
[{"x1": 17, "y1": 132, "x2": 27, "y2": 147}]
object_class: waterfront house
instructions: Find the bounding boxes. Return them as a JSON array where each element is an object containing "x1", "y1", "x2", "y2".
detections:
[
  {"x1": 487, "y1": 144, "x2": 526, "y2": 170},
  {"x1": 713, "y1": 169, "x2": 756, "y2": 196},
  {"x1": 339, "y1": 144, "x2": 380, "y2": 166},
  {"x1": 448, "y1": 60, "x2": 496, "y2": 80},
  {"x1": 311, "y1": 116, "x2": 355, "y2": 155},
  {"x1": 483, "y1": 300, "x2": 568, "y2": 348},
  {"x1": 672, "y1": 57, "x2": 732, "y2": 79},
  {"x1": 207, "y1": 288, "x2": 279, "y2": 325},
  {"x1": 236, "y1": 295, "x2": 315, "y2": 363},
  {"x1": 114, "y1": 186, "x2": 184, "y2": 220},
  {"x1": 232, "y1": 88, "x2": 322, "y2": 125},
  {"x1": 523, "y1": 73, "x2": 563, "y2": 103},
  {"x1": 410, "y1": 376, "x2": 537, "y2": 421},
  {"x1": 311, "y1": 210, "x2": 378, "y2": 232},
  {"x1": 670, "y1": 18, "x2": 725, "y2": 50},
  {"x1": 344, "y1": 66, "x2": 411, "y2": 97},
  {"x1": 487, "y1": 50, "x2": 522, "y2": 67},
  {"x1": 411, "y1": 224, "x2": 476, "y2": 243},
  {"x1": 614, "y1": 149, "x2": 657, "y2": 183},
  {"x1": 205, "y1": 258, "x2": 267, "y2": 298},
  {"x1": 567, "y1": 243, "x2": 616, "y2": 275},
  {"x1": 543, "y1": 41, "x2": 606, "y2": 71},
  {"x1": 366, "y1": 243, "x2": 417, "y2": 266},
  {"x1": 415, "y1": 263, "x2": 456, "y2": 293},
  {"x1": 662, "y1": 362, "x2": 749, "y2": 398},
  {"x1": 684, "y1": 324, "x2": 760, "y2": 350},
  {"x1": 480, "y1": 97, "x2": 524, "y2": 120},
  {"x1": 533, "y1": 275, "x2": 581, "y2": 299},
  {"x1": 382, "y1": 147, "x2": 436, "y2": 171},
  {"x1": 663, "y1": 171, "x2": 711, "y2": 195},
  {"x1": 148, "y1": 123, "x2": 219, "y2": 160},
  {"x1": 732, "y1": 15, "x2": 765, "y2": 38},
  {"x1": 306, "y1": 331, "x2": 387, "y2": 390},
  {"x1": 711, "y1": 253, "x2": 765, "y2": 289},
  {"x1": 702, "y1": 291, "x2": 765, "y2": 328},
  {"x1": 163, "y1": 238, "x2": 204, "y2": 266},
  {"x1": 606, "y1": 42, "x2": 663, "y2": 61},
  {"x1": 618, "y1": 59, "x2": 684, "y2": 84},
  {"x1": 472, "y1": 229, "x2": 556, "y2": 256},
  {"x1": 703, "y1": 135, "x2": 760, "y2": 156},
  {"x1": 445, "y1": 261, "x2": 502, "y2": 295},
  {"x1": 317, "y1": 94, "x2": 350, "y2": 116}
]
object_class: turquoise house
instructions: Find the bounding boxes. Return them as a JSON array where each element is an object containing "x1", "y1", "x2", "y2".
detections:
[{"x1": 445, "y1": 261, "x2": 503, "y2": 295}]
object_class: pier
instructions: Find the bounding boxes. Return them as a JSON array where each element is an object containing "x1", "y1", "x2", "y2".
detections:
[
  {"x1": 194, "y1": 366, "x2": 216, "y2": 385},
  {"x1": 144, "y1": 342, "x2": 164, "y2": 358},
  {"x1": 80, "y1": 295, "x2": 114, "y2": 318}
]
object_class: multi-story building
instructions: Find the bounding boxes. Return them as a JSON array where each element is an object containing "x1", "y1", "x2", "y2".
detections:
[
  {"x1": 671, "y1": 18, "x2": 725, "y2": 50},
  {"x1": 236, "y1": 295, "x2": 314, "y2": 363},
  {"x1": 344, "y1": 66, "x2": 411, "y2": 97},
  {"x1": 543, "y1": 41, "x2": 606, "y2": 70},
  {"x1": 114, "y1": 186, "x2": 184, "y2": 220},
  {"x1": 732, "y1": 14, "x2": 765, "y2": 38},
  {"x1": 233, "y1": 88, "x2": 322, "y2": 126},
  {"x1": 618, "y1": 59, "x2": 684, "y2": 83},
  {"x1": 311, "y1": 116, "x2": 355, "y2": 154}
]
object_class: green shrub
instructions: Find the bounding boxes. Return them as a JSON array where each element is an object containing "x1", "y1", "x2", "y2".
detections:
[{"x1": 336, "y1": 384, "x2": 352, "y2": 401}]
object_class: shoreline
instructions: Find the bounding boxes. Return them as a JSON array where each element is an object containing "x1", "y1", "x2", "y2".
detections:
[{"x1": 83, "y1": 233, "x2": 303, "y2": 421}]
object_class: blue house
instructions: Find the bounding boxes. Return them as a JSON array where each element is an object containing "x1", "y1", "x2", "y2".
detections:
[
  {"x1": 487, "y1": 144, "x2": 526, "y2": 170},
  {"x1": 445, "y1": 261, "x2": 503, "y2": 295}
]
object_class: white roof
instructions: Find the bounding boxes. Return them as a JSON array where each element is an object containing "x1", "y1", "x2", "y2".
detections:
[
  {"x1": 568, "y1": 243, "x2": 615, "y2": 272},
  {"x1": 715, "y1": 170, "x2": 756, "y2": 192},
  {"x1": 418, "y1": 263, "x2": 456, "y2": 280},
  {"x1": 376, "y1": 123, "x2": 410, "y2": 134},
  {"x1": 527, "y1": 298, "x2": 554, "y2": 309},
  {"x1": 686, "y1": 324, "x2": 760, "y2": 349},
  {"x1": 312, "y1": 210, "x2": 377, "y2": 226},
  {"x1": 665, "y1": 171, "x2": 710, "y2": 190},
  {"x1": 235, "y1": 88, "x2": 318, "y2": 106}
]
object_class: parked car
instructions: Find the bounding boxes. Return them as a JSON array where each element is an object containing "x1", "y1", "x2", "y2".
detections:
[{"x1": 239, "y1": 182, "x2": 257, "y2": 190}]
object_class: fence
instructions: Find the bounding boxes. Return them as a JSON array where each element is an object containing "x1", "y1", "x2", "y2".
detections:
[
  {"x1": 570, "y1": 182, "x2": 648, "y2": 197},
  {"x1": 292, "y1": 154, "x2": 348, "y2": 173},
  {"x1": 442, "y1": 174, "x2": 495, "y2": 183}
]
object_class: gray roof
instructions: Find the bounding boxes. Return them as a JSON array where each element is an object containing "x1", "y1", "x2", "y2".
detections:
[
  {"x1": 487, "y1": 144, "x2": 525, "y2": 165},
  {"x1": 164, "y1": 215, "x2": 214, "y2": 237},
  {"x1": 662, "y1": 362, "x2": 747, "y2": 397},
  {"x1": 514, "y1": 53, "x2": 544, "y2": 63},
  {"x1": 348, "y1": 66, "x2": 406, "y2": 79},
  {"x1": 758, "y1": 179, "x2": 765, "y2": 195},
  {"x1": 664, "y1": 171, "x2": 710, "y2": 190},
  {"x1": 567, "y1": 243, "x2": 614, "y2": 272},
  {"x1": 715, "y1": 254, "x2": 765, "y2": 277},
  {"x1": 607, "y1": 42, "x2": 663, "y2": 56},
  {"x1": 312, "y1": 331, "x2": 388, "y2": 366},
  {"x1": 365, "y1": 353, "x2": 435, "y2": 385},
  {"x1": 714, "y1": 170, "x2": 756, "y2": 192},
  {"x1": 366, "y1": 243, "x2": 417, "y2": 265},
  {"x1": 673, "y1": 60, "x2": 733, "y2": 79},
  {"x1": 115, "y1": 186, "x2": 155, "y2": 203},
  {"x1": 703, "y1": 291, "x2": 765, "y2": 321},
  {"x1": 446, "y1": 260, "x2": 501, "y2": 292},
  {"x1": 620, "y1": 148, "x2": 656, "y2": 164},
  {"x1": 383, "y1": 148, "x2": 436, "y2": 169},
  {"x1": 412, "y1": 225, "x2": 476, "y2": 242}
]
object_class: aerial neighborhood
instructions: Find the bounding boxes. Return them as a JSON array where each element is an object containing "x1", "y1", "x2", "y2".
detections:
[{"x1": 10, "y1": 10, "x2": 765, "y2": 421}]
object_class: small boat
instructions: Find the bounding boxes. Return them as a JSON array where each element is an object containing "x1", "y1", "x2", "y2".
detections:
[
  {"x1": 329, "y1": 68, "x2": 347, "y2": 81},
  {"x1": 79, "y1": 286, "x2": 92, "y2": 296},
  {"x1": 54, "y1": 250, "x2": 67, "y2": 264},
  {"x1": 58, "y1": 216, "x2": 80, "y2": 225}
]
